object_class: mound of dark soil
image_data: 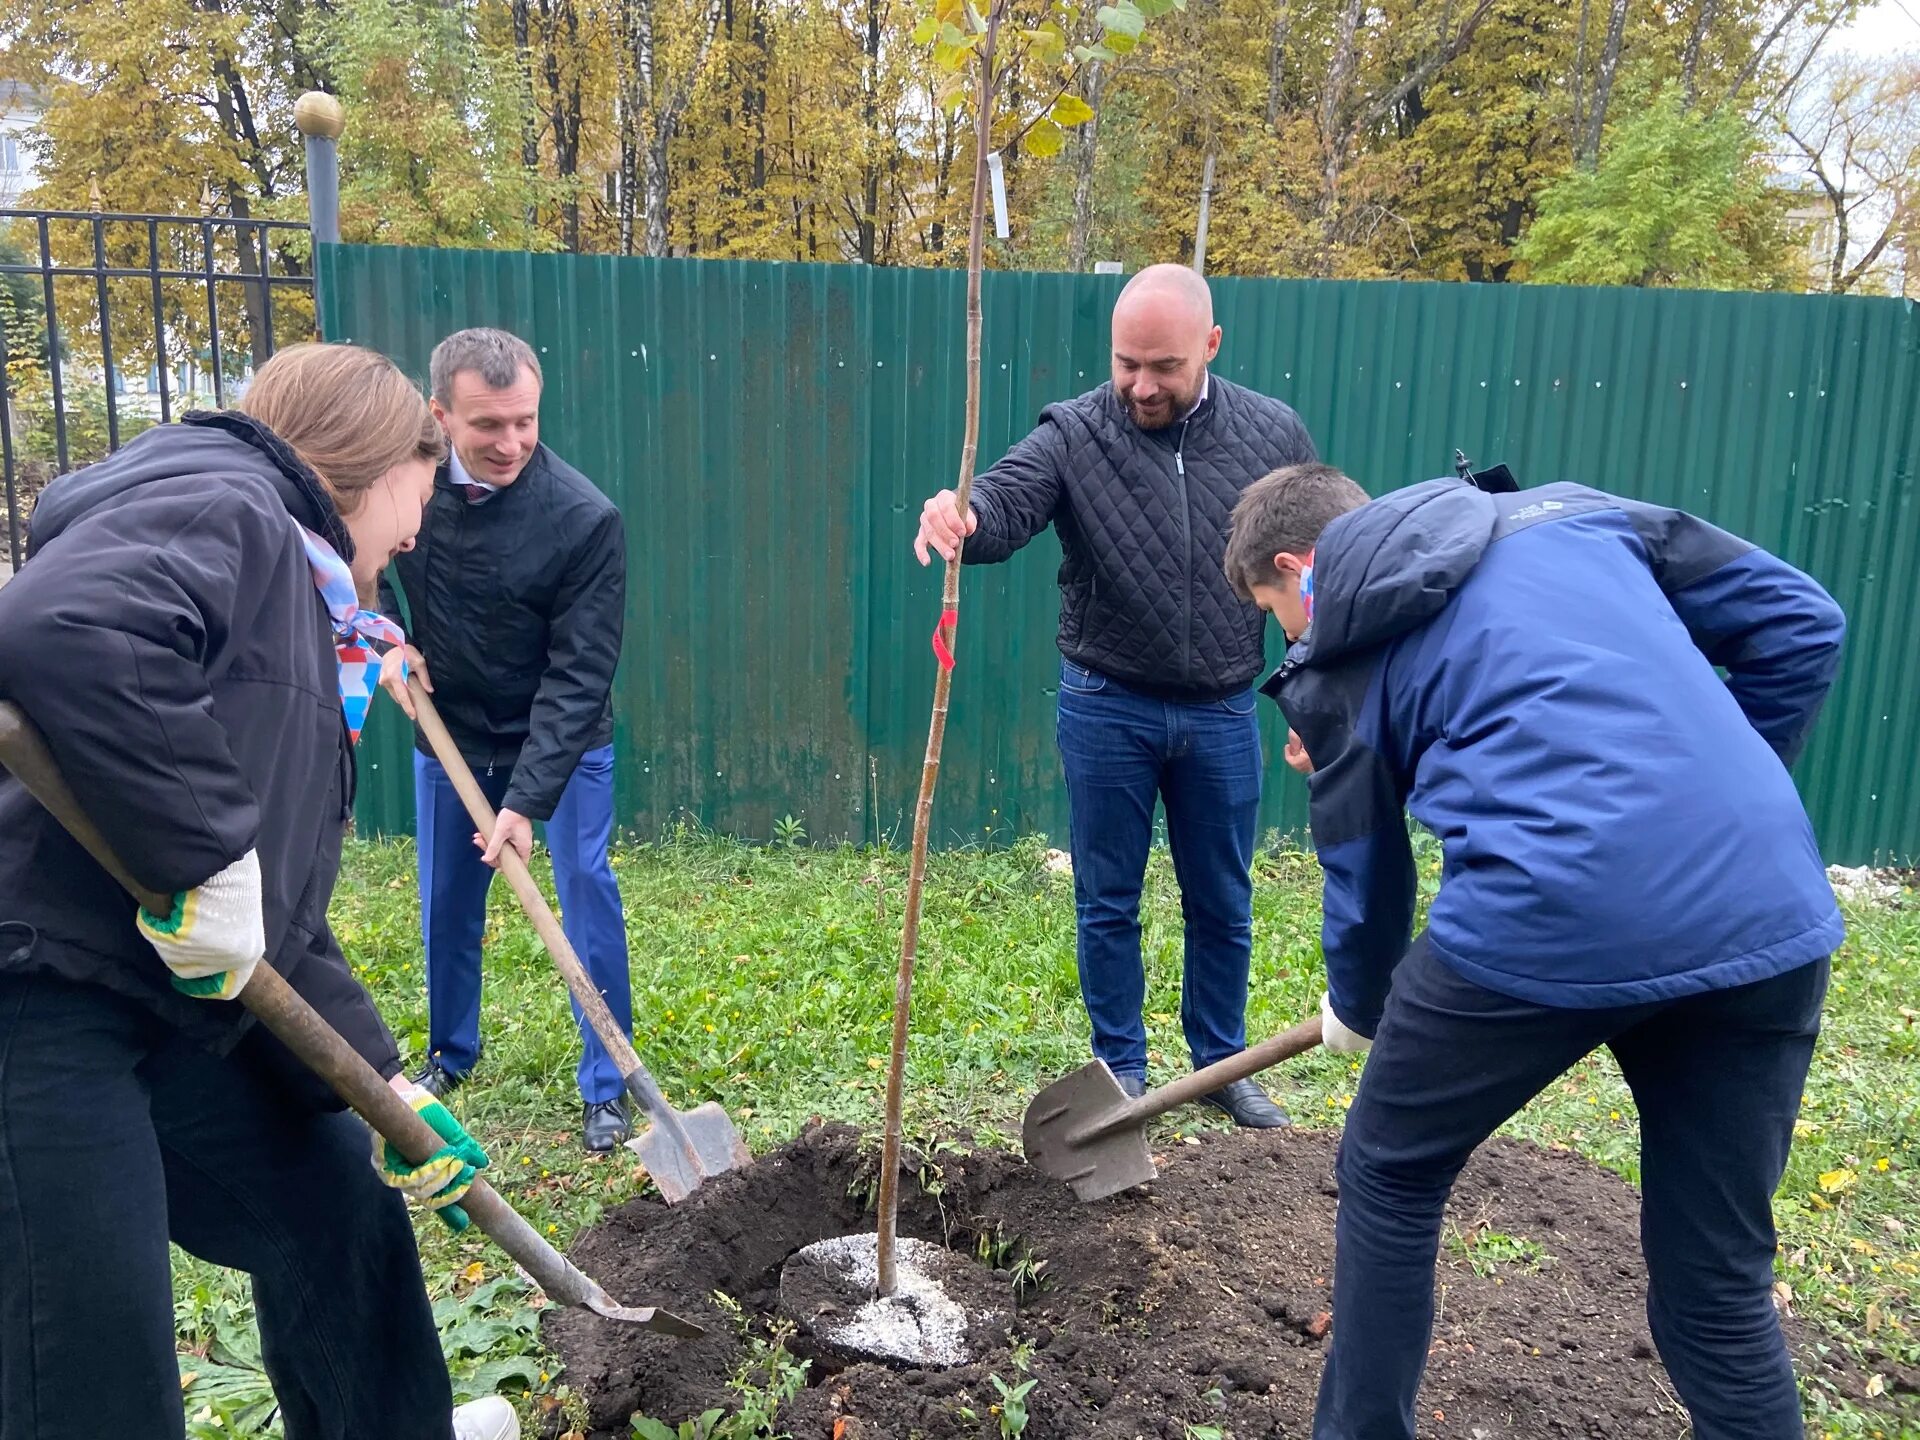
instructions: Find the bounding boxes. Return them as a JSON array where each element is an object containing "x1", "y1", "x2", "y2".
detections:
[{"x1": 545, "y1": 1122, "x2": 1847, "y2": 1438}]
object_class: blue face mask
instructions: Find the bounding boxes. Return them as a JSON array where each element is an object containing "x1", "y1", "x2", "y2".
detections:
[{"x1": 1299, "y1": 549, "x2": 1315, "y2": 626}]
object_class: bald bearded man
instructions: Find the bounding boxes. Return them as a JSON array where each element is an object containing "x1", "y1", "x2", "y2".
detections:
[{"x1": 914, "y1": 264, "x2": 1318, "y2": 1127}]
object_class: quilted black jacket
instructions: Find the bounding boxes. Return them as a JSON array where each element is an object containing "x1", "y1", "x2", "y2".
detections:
[
  {"x1": 0, "y1": 414, "x2": 403, "y2": 1094},
  {"x1": 965, "y1": 377, "x2": 1318, "y2": 701},
  {"x1": 379, "y1": 445, "x2": 624, "y2": 823}
]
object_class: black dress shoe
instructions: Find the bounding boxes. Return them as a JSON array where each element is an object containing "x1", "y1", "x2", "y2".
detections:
[
  {"x1": 583, "y1": 1096, "x2": 633, "y2": 1153},
  {"x1": 1115, "y1": 1072, "x2": 1148, "y2": 1099},
  {"x1": 411, "y1": 1057, "x2": 468, "y2": 1099},
  {"x1": 1200, "y1": 1077, "x2": 1291, "y2": 1129}
]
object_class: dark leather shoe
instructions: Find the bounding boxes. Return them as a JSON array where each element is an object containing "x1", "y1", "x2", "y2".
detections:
[
  {"x1": 1200, "y1": 1077, "x2": 1291, "y2": 1129},
  {"x1": 583, "y1": 1097, "x2": 633, "y2": 1153},
  {"x1": 412, "y1": 1057, "x2": 468, "y2": 1099},
  {"x1": 1115, "y1": 1072, "x2": 1148, "y2": 1100}
]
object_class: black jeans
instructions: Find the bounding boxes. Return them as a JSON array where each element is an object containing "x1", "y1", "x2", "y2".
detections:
[
  {"x1": 1315, "y1": 937, "x2": 1828, "y2": 1440},
  {"x1": 0, "y1": 971, "x2": 453, "y2": 1440}
]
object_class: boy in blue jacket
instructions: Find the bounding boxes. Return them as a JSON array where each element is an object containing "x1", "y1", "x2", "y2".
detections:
[{"x1": 1224, "y1": 463, "x2": 1846, "y2": 1440}]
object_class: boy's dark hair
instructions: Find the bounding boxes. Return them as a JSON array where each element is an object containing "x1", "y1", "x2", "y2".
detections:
[{"x1": 1224, "y1": 463, "x2": 1371, "y2": 599}]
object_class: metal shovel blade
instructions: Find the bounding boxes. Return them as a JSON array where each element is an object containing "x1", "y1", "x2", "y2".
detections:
[
  {"x1": 1021, "y1": 1059, "x2": 1157, "y2": 1203},
  {"x1": 583, "y1": 1289, "x2": 708, "y2": 1337},
  {"x1": 626, "y1": 1099, "x2": 753, "y2": 1205}
]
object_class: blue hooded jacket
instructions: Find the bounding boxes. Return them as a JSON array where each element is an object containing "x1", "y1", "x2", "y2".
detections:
[{"x1": 1263, "y1": 478, "x2": 1847, "y2": 1037}]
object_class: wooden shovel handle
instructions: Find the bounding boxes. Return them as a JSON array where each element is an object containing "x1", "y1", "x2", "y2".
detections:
[
  {"x1": 405, "y1": 680, "x2": 649, "y2": 1083},
  {"x1": 1094, "y1": 1013, "x2": 1326, "y2": 1135},
  {"x1": 0, "y1": 701, "x2": 605, "y2": 1310}
]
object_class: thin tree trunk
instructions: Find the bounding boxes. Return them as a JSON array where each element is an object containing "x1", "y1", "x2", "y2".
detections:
[
  {"x1": 874, "y1": 0, "x2": 1003, "y2": 1303},
  {"x1": 859, "y1": 0, "x2": 883, "y2": 263},
  {"x1": 1193, "y1": 149, "x2": 1216, "y2": 274},
  {"x1": 1579, "y1": 0, "x2": 1629, "y2": 166},
  {"x1": 1681, "y1": 0, "x2": 1716, "y2": 105},
  {"x1": 1318, "y1": 0, "x2": 1364, "y2": 243},
  {"x1": 1265, "y1": 0, "x2": 1291, "y2": 129},
  {"x1": 1068, "y1": 61, "x2": 1105, "y2": 270},
  {"x1": 1726, "y1": 0, "x2": 1814, "y2": 105},
  {"x1": 513, "y1": 0, "x2": 541, "y2": 229},
  {"x1": 750, "y1": 0, "x2": 769, "y2": 205},
  {"x1": 563, "y1": 0, "x2": 583, "y2": 249},
  {"x1": 614, "y1": 0, "x2": 639, "y2": 253},
  {"x1": 208, "y1": 62, "x2": 272, "y2": 364},
  {"x1": 537, "y1": 0, "x2": 583, "y2": 250},
  {"x1": 645, "y1": 132, "x2": 671, "y2": 256},
  {"x1": 928, "y1": 111, "x2": 957, "y2": 258},
  {"x1": 1570, "y1": 0, "x2": 1590, "y2": 153}
]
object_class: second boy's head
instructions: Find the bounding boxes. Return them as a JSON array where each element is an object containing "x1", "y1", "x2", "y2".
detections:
[{"x1": 1225, "y1": 463, "x2": 1371, "y2": 641}]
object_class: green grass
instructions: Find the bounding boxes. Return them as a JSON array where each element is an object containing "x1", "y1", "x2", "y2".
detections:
[{"x1": 167, "y1": 828, "x2": 1920, "y2": 1438}]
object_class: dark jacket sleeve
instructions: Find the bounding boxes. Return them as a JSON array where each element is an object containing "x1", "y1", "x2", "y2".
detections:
[
  {"x1": 1282, "y1": 669, "x2": 1415, "y2": 1039},
  {"x1": 1619, "y1": 499, "x2": 1846, "y2": 768},
  {"x1": 962, "y1": 420, "x2": 1068, "y2": 565},
  {"x1": 500, "y1": 505, "x2": 626, "y2": 821},
  {"x1": 0, "y1": 484, "x2": 268, "y2": 897}
]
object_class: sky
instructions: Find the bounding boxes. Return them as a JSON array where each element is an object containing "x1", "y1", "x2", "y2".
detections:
[{"x1": 1832, "y1": 0, "x2": 1920, "y2": 56}]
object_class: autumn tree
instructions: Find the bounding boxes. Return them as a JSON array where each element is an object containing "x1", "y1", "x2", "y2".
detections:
[
  {"x1": 1516, "y1": 90, "x2": 1799, "y2": 288},
  {"x1": 1778, "y1": 52, "x2": 1920, "y2": 294},
  {"x1": 316, "y1": 0, "x2": 559, "y2": 250}
]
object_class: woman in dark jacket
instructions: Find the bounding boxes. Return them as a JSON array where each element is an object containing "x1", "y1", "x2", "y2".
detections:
[{"x1": 0, "y1": 344, "x2": 519, "y2": 1440}]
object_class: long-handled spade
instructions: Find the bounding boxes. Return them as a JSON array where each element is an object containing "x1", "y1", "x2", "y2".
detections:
[
  {"x1": 0, "y1": 701, "x2": 702, "y2": 1337},
  {"x1": 1023, "y1": 1014, "x2": 1325, "y2": 1202},
  {"x1": 406, "y1": 681, "x2": 749, "y2": 1204}
]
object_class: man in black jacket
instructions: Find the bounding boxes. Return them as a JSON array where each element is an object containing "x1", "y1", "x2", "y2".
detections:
[
  {"x1": 379, "y1": 328, "x2": 635, "y2": 1152},
  {"x1": 914, "y1": 264, "x2": 1317, "y2": 1127}
]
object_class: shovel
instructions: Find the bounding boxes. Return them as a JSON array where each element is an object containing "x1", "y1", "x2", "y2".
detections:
[
  {"x1": 406, "y1": 681, "x2": 750, "y2": 1204},
  {"x1": 0, "y1": 701, "x2": 702, "y2": 1338},
  {"x1": 1023, "y1": 1013, "x2": 1324, "y2": 1202}
]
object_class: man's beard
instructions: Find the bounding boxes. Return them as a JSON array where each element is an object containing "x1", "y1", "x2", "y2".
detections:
[{"x1": 1123, "y1": 387, "x2": 1196, "y2": 431}]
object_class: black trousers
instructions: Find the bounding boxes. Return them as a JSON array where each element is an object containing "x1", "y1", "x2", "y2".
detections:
[
  {"x1": 0, "y1": 971, "x2": 453, "y2": 1440},
  {"x1": 1315, "y1": 937, "x2": 1828, "y2": 1440}
]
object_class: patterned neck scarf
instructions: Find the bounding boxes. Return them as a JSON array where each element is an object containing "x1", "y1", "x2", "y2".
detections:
[
  {"x1": 296, "y1": 525, "x2": 407, "y2": 744},
  {"x1": 1299, "y1": 549, "x2": 1316, "y2": 627}
]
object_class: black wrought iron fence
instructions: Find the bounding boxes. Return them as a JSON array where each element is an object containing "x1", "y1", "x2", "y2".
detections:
[{"x1": 0, "y1": 208, "x2": 315, "y2": 571}]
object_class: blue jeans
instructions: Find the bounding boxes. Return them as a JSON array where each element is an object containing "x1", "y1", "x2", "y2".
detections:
[
  {"x1": 1316, "y1": 936, "x2": 1828, "y2": 1440},
  {"x1": 0, "y1": 972, "x2": 452, "y2": 1440},
  {"x1": 415, "y1": 746, "x2": 634, "y2": 1104},
  {"x1": 1055, "y1": 658, "x2": 1263, "y2": 1076}
]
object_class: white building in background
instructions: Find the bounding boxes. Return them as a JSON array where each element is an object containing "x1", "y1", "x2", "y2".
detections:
[{"x1": 0, "y1": 81, "x2": 42, "y2": 209}]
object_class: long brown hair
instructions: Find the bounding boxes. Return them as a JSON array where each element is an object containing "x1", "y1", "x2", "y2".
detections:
[{"x1": 238, "y1": 343, "x2": 444, "y2": 515}]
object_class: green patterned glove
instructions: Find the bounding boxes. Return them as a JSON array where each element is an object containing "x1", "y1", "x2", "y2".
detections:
[{"x1": 373, "y1": 1085, "x2": 491, "y2": 1232}]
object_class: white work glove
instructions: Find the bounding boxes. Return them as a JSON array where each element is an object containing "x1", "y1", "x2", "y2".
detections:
[
  {"x1": 135, "y1": 849, "x2": 265, "y2": 1000},
  {"x1": 1321, "y1": 991, "x2": 1374, "y2": 1055}
]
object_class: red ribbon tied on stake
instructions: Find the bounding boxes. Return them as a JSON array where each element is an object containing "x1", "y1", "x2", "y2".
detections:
[{"x1": 931, "y1": 609, "x2": 959, "y2": 671}]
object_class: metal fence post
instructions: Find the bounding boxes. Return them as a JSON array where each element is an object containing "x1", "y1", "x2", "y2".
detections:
[{"x1": 295, "y1": 93, "x2": 344, "y2": 248}]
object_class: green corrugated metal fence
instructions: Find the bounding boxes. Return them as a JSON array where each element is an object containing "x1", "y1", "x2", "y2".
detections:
[{"x1": 317, "y1": 246, "x2": 1920, "y2": 864}]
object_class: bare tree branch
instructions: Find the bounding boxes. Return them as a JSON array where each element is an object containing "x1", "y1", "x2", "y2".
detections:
[{"x1": 1726, "y1": 0, "x2": 1813, "y2": 105}]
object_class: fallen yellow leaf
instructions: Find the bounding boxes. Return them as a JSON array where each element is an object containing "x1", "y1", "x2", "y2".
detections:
[
  {"x1": 1867, "y1": 1374, "x2": 1886, "y2": 1398},
  {"x1": 1819, "y1": 1168, "x2": 1858, "y2": 1194}
]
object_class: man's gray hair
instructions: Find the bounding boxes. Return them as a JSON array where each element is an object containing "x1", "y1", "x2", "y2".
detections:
[{"x1": 429, "y1": 327, "x2": 543, "y2": 405}]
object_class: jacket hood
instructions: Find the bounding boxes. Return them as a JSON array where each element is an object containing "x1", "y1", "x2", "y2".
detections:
[
  {"x1": 30, "y1": 411, "x2": 353, "y2": 561},
  {"x1": 1290, "y1": 477, "x2": 1497, "y2": 668}
]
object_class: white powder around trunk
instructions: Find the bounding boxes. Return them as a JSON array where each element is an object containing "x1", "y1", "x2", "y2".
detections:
[{"x1": 788, "y1": 1233, "x2": 973, "y2": 1367}]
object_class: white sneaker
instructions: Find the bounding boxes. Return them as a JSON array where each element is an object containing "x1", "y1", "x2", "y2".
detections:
[{"x1": 452, "y1": 1396, "x2": 520, "y2": 1440}]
